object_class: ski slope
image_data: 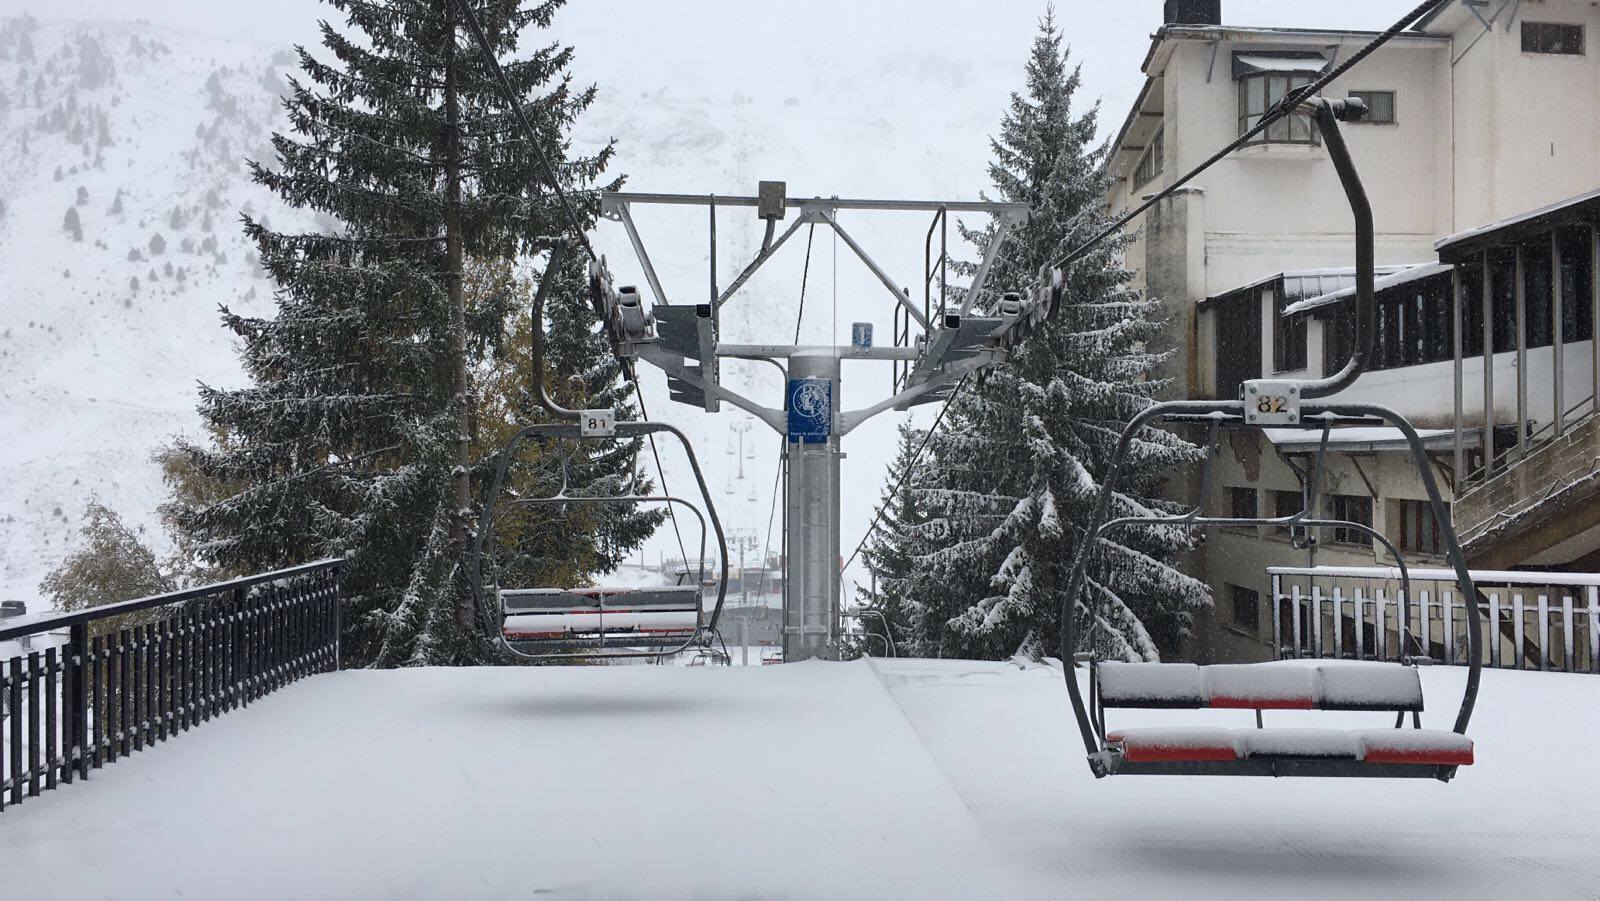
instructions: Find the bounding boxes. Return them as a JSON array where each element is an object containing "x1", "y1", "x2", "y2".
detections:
[{"x1": 3, "y1": 660, "x2": 1596, "y2": 899}]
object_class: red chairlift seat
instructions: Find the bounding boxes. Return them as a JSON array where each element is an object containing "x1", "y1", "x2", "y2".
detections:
[
  {"x1": 1054, "y1": 97, "x2": 1483, "y2": 782},
  {"x1": 1092, "y1": 661, "x2": 1473, "y2": 776},
  {"x1": 501, "y1": 586, "x2": 703, "y2": 645}
]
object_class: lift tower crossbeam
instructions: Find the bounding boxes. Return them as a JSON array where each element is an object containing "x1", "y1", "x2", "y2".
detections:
[{"x1": 594, "y1": 183, "x2": 1036, "y2": 661}]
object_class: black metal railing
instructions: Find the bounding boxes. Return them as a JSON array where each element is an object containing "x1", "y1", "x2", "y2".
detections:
[{"x1": 0, "y1": 558, "x2": 343, "y2": 812}]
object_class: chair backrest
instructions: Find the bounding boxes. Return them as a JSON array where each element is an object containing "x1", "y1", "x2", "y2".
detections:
[
  {"x1": 501, "y1": 585, "x2": 703, "y2": 615},
  {"x1": 1098, "y1": 662, "x2": 1423, "y2": 712}
]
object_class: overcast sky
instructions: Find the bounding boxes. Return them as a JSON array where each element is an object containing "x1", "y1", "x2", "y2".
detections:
[
  {"x1": 8, "y1": 0, "x2": 1435, "y2": 584},
  {"x1": 24, "y1": 0, "x2": 1425, "y2": 145}
]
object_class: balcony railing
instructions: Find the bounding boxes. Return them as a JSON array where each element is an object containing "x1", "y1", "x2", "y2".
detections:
[
  {"x1": 0, "y1": 559, "x2": 344, "y2": 812},
  {"x1": 1269, "y1": 564, "x2": 1598, "y2": 674}
]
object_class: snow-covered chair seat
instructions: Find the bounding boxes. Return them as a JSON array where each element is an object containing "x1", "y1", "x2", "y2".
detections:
[
  {"x1": 1097, "y1": 661, "x2": 1423, "y2": 712},
  {"x1": 501, "y1": 586, "x2": 702, "y2": 641},
  {"x1": 1106, "y1": 727, "x2": 1473, "y2": 766}
]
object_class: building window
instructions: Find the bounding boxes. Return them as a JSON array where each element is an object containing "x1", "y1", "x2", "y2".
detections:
[
  {"x1": 1559, "y1": 227, "x2": 1596, "y2": 343},
  {"x1": 1229, "y1": 584, "x2": 1261, "y2": 632},
  {"x1": 1324, "y1": 272, "x2": 1457, "y2": 373},
  {"x1": 1489, "y1": 250, "x2": 1518, "y2": 354},
  {"x1": 1213, "y1": 293, "x2": 1262, "y2": 398},
  {"x1": 1396, "y1": 499, "x2": 1445, "y2": 556},
  {"x1": 1134, "y1": 129, "x2": 1163, "y2": 189},
  {"x1": 1348, "y1": 90, "x2": 1395, "y2": 124},
  {"x1": 1238, "y1": 73, "x2": 1317, "y2": 144},
  {"x1": 1522, "y1": 22, "x2": 1585, "y2": 55},
  {"x1": 1325, "y1": 494, "x2": 1373, "y2": 547},
  {"x1": 1272, "y1": 287, "x2": 1309, "y2": 373},
  {"x1": 1229, "y1": 486, "x2": 1258, "y2": 520},
  {"x1": 1273, "y1": 489, "x2": 1301, "y2": 535}
]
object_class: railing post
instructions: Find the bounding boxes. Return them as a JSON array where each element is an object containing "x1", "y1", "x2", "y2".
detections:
[
  {"x1": 1562, "y1": 591, "x2": 1575, "y2": 671},
  {"x1": 1375, "y1": 588, "x2": 1388, "y2": 660},
  {"x1": 1538, "y1": 592, "x2": 1551, "y2": 672},
  {"x1": 1354, "y1": 587, "x2": 1367, "y2": 660},
  {"x1": 65, "y1": 622, "x2": 88, "y2": 784},
  {"x1": 1286, "y1": 582, "x2": 1299, "y2": 659},
  {"x1": 43, "y1": 648, "x2": 58, "y2": 791},
  {"x1": 1446, "y1": 588, "x2": 1459, "y2": 665},
  {"x1": 1489, "y1": 591, "x2": 1501, "y2": 669},
  {"x1": 26, "y1": 652, "x2": 41, "y2": 798},
  {"x1": 1270, "y1": 574, "x2": 1282, "y2": 659},
  {"x1": 1513, "y1": 592, "x2": 1527, "y2": 670},
  {"x1": 8, "y1": 657, "x2": 22, "y2": 807},
  {"x1": 1331, "y1": 586, "x2": 1344, "y2": 659},
  {"x1": 232, "y1": 588, "x2": 245, "y2": 709},
  {"x1": 332, "y1": 568, "x2": 343, "y2": 673},
  {"x1": 1589, "y1": 585, "x2": 1600, "y2": 675}
]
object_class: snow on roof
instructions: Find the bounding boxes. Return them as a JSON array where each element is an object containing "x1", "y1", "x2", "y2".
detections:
[
  {"x1": 1263, "y1": 426, "x2": 1470, "y2": 452},
  {"x1": 1282, "y1": 262, "x2": 1454, "y2": 316},
  {"x1": 1200, "y1": 266, "x2": 1407, "y2": 308},
  {"x1": 1232, "y1": 53, "x2": 1328, "y2": 77},
  {"x1": 4, "y1": 660, "x2": 1597, "y2": 898},
  {"x1": 1435, "y1": 185, "x2": 1600, "y2": 258}
]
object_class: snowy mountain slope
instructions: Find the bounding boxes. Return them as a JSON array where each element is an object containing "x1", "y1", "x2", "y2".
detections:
[
  {"x1": 0, "y1": 8, "x2": 1038, "y2": 603},
  {"x1": 0, "y1": 16, "x2": 315, "y2": 599}
]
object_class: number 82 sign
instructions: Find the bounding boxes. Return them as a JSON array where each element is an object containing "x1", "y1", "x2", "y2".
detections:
[{"x1": 1242, "y1": 380, "x2": 1300, "y2": 425}]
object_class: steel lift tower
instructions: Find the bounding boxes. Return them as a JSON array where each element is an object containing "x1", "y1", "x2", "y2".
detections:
[{"x1": 590, "y1": 183, "x2": 1037, "y2": 661}]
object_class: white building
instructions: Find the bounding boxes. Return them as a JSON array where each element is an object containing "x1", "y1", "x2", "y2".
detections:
[{"x1": 1106, "y1": 0, "x2": 1600, "y2": 662}]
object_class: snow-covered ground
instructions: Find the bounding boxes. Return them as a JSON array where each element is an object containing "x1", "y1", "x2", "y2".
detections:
[{"x1": 3, "y1": 660, "x2": 1596, "y2": 899}]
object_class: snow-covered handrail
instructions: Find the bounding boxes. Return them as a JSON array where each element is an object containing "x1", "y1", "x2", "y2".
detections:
[
  {"x1": 1269, "y1": 565, "x2": 1600, "y2": 588},
  {"x1": 0, "y1": 559, "x2": 346, "y2": 813}
]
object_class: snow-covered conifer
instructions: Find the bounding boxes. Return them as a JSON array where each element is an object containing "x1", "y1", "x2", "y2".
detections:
[
  {"x1": 857, "y1": 420, "x2": 932, "y2": 656},
  {"x1": 163, "y1": 0, "x2": 638, "y2": 668},
  {"x1": 902, "y1": 13, "x2": 1209, "y2": 661}
]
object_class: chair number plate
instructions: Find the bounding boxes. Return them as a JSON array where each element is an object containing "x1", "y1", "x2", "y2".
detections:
[
  {"x1": 580, "y1": 409, "x2": 616, "y2": 437},
  {"x1": 1243, "y1": 380, "x2": 1300, "y2": 425}
]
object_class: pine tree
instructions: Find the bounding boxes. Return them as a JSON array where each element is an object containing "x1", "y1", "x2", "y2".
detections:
[
  {"x1": 162, "y1": 0, "x2": 638, "y2": 667},
  {"x1": 62, "y1": 205, "x2": 82, "y2": 240},
  {"x1": 903, "y1": 12, "x2": 1209, "y2": 662},
  {"x1": 857, "y1": 421, "x2": 931, "y2": 657}
]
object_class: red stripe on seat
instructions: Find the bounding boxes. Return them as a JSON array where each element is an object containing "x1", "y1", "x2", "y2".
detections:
[
  {"x1": 1108, "y1": 733, "x2": 1239, "y2": 763},
  {"x1": 1120, "y1": 743, "x2": 1238, "y2": 763},
  {"x1": 1363, "y1": 746, "x2": 1474, "y2": 766},
  {"x1": 1207, "y1": 696, "x2": 1315, "y2": 710}
]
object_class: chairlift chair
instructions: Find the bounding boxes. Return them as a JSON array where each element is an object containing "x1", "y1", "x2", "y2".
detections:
[
  {"x1": 1055, "y1": 97, "x2": 1484, "y2": 781},
  {"x1": 469, "y1": 239, "x2": 730, "y2": 662}
]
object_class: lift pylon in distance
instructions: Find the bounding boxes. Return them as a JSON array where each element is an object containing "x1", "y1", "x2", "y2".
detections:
[
  {"x1": 1055, "y1": 96, "x2": 1484, "y2": 781},
  {"x1": 588, "y1": 185, "x2": 1037, "y2": 662}
]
